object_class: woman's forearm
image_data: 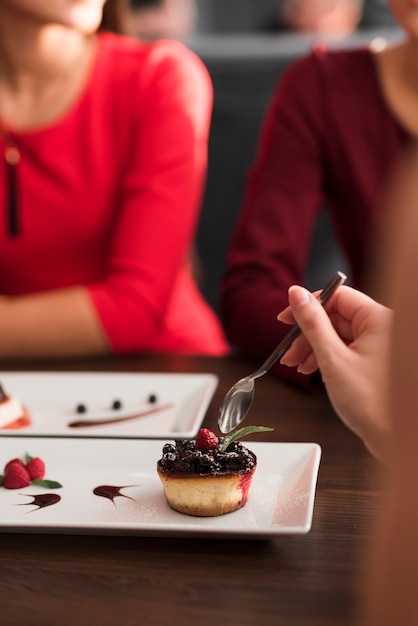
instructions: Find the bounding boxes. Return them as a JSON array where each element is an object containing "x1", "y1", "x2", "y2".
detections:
[{"x1": 0, "y1": 287, "x2": 111, "y2": 359}]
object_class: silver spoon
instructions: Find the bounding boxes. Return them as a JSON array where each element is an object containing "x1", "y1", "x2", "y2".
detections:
[{"x1": 218, "y1": 271, "x2": 347, "y2": 434}]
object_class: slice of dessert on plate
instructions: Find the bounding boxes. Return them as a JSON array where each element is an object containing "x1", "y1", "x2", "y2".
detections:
[{"x1": 0, "y1": 383, "x2": 31, "y2": 430}]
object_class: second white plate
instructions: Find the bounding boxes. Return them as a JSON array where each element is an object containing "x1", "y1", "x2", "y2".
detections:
[{"x1": 0, "y1": 372, "x2": 218, "y2": 439}]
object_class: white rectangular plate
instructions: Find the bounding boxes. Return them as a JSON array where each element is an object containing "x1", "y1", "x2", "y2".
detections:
[
  {"x1": 0, "y1": 438, "x2": 321, "y2": 538},
  {"x1": 0, "y1": 372, "x2": 218, "y2": 439}
]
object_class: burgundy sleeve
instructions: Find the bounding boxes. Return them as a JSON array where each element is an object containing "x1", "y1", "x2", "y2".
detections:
[{"x1": 220, "y1": 53, "x2": 328, "y2": 390}]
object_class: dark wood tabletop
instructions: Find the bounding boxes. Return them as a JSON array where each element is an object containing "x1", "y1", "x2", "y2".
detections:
[{"x1": 0, "y1": 354, "x2": 382, "y2": 626}]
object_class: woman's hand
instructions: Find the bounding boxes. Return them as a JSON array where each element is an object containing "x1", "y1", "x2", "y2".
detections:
[{"x1": 278, "y1": 285, "x2": 393, "y2": 461}]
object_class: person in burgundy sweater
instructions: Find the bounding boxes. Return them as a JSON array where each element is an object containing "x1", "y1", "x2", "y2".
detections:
[
  {"x1": 0, "y1": 0, "x2": 228, "y2": 359},
  {"x1": 220, "y1": 0, "x2": 414, "y2": 390}
]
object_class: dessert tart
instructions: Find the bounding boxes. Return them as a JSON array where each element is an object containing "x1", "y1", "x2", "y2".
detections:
[
  {"x1": 0, "y1": 383, "x2": 31, "y2": 430},
  {"x1": 157, "y1": 427, "x2": 262, "y2": 517}
]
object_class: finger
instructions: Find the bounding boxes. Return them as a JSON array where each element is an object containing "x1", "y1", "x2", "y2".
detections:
[
  {"x1": 321, "y1": 285, "x2": 380, "y2": 323},
  {"x1": 297, "y1": 350, "x2": 319, "y2": 375},
  {"x1": 279, "y1": 288, "x2": 359, "y2": 341},
  {"x1": 284, "y1": 285, "x2": 349, "y2": 369},
  {"x1": 277, "y1": 289, "x2": 322, "y2": 325},
  {"x1": 277, "y1": 306, "x2": 295, "y2": 325},
  {"x1": 280, "y1": 314, "x2": 353, "y2": 370},
  {"x1": 280, "y1": 332, "x2": 315, "y2": 367},
  {"x1": 280, "y1": 288, "x2": 348, "y2": 368}
]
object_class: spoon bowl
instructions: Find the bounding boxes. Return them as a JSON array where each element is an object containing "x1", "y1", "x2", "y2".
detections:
[
  {"x1": 218, "y1": 377, "x2": 255, "y2": 435},
  {"x1": 218, "y1": 271, "x2": 347, "y2": 434}
]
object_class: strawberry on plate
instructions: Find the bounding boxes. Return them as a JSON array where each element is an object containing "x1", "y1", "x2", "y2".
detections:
[
  {"x1": 3, "y1": 460, "x2": 31, "y2": 489},
  {"x1": 25, "y1": 456, "x2": 46, "y2": 480}
]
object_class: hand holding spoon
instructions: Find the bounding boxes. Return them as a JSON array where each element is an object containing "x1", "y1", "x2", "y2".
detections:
[{"x1": 217, "y1": 271, "x2": 347, "y2": 434}]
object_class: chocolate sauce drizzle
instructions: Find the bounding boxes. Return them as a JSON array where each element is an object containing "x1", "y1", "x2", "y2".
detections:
[
  {"x1": 18, "y1": 493, "x2": 61, "y2": 513},
  {"x1": 68, "y1": 403, "x2": 172, "y2": 428},
  {"x1": 93, "y1": 485, "x2": 137, "y2": 505}
]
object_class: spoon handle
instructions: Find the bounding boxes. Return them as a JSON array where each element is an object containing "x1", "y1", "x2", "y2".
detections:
[{"x1": 253, "y1": 271, "x2": 347, "y2": 378}]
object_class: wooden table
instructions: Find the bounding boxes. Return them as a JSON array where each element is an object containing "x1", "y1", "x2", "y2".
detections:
[{"x1": 0, "y1": 354, "x2": 381, "y2": 626}]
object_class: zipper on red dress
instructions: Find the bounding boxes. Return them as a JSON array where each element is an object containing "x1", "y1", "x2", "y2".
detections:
[{"x1": 4, "y1": 143, "x2": 20, "y2": 237}]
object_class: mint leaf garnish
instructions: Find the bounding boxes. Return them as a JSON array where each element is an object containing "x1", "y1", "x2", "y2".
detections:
[
  {"x1": 220, "y1": 425, "x2": 273, "y2": 452},
  {"x1": 0, "y1": 475, "x2": 3, "y2": 487},
  {"x1": 31, "y1": 479, "x2": 63, "y2": 489},
  {"x1": 25, "y1": 452, "x2": 33, "y2": 464}
]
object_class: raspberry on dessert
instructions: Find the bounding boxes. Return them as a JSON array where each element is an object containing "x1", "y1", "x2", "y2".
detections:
[
  {"x1": 3, "y1": 460, "x2": 31, "y2": 489},
  {"x1": 25, "y1": 457, "x2": 46, "y2": 480},
  {"x1": 195, "y1": 428, "x2": 219, "y2": 452}
]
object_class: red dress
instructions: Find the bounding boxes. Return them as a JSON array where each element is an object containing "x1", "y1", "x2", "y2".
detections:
[
  {"x1": 221, "y1": 46, "x2": 410, "y2": 388},
  {"x1": 0, "y1": 32, "x2": 229, "y2": 356}
]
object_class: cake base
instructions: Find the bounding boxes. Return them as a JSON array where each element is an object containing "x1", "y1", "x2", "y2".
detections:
[{"x1": 157, "y1": 468, "x2": 256, "y2": 517}]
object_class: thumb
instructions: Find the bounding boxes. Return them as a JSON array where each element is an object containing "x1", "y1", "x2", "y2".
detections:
[{"x1": 287, "y1": 285, "x2": 345, "y2": 367}]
